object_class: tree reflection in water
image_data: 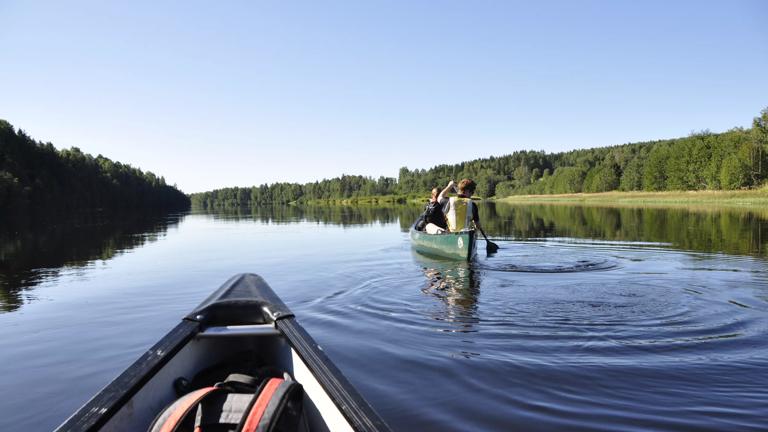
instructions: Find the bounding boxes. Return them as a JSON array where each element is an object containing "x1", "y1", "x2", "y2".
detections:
[
  {"x1": 202, "y1": 202, "x2": 768, "y2": 258},
  {"x1": 0, "y1": 212, "x2": 185, "y2": 312},
  {"x1": 7, "y1": 202, "x2": 768, "y2": 313}
]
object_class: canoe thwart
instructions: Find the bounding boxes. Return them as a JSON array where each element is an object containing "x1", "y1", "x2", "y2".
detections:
[{"x1": 196, "y1": 324, "x2": 281, "y2": 338}]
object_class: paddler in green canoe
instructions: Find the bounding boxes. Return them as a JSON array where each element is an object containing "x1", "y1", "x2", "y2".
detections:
[
  {"x1": 430, "y1": 178, "x2": 499, "y2": 252},
  {"x1": 437, "y1": 179, "x2": 480, "y2": 233},
  {"x1": 423, "y1": 187, "x2": 450, "y2": 234}
]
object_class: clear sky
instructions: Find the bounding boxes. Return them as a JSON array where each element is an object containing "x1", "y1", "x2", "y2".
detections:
[{"x1": 1, "y1": 1, "x2": 766, "y2": 193}]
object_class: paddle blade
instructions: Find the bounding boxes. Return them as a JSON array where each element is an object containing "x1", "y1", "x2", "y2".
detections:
[{"x1": 486, "y1": 241, "x2": 499, "y2": 253}]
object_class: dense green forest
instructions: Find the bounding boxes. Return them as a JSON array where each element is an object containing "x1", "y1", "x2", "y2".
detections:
[
  {"x1": 191, "y1": 107, "x2": 768, "y2": 208},
  {"x1": 0, "y1": 120, "x2": 189, "y2": 216},
  {"x1": 192, "y1": 175, "x2": 401, "y2": 208}
]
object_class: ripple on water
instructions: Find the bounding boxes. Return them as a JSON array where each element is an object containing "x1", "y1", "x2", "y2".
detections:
[{"x1": 296, "y1": 240, "x2": 768, "y2": 430}]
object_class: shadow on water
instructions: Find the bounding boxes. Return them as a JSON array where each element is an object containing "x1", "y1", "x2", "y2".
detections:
[{"x1": 0, "y1": 211, "x2": 185, "y2": 312}]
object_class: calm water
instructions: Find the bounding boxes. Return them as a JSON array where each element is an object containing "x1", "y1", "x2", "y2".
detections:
[{"x1": 1, "y1": 204, "x2": 767, "y2": 431}]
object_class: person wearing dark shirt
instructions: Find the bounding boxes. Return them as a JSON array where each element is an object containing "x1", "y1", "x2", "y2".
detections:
[{"x1": 424, "y1": 187, "x2": 448, "y2": 234}]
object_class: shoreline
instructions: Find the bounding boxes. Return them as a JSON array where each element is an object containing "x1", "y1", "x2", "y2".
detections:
[
  {"x1": 192, "y1": 189, "x2": 768, "y2": 210},
  {"x1": 493, "y1": 189, "x2": 768, "y2": 208}
]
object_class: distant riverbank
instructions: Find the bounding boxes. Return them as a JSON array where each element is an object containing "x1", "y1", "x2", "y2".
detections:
[
  {"x1": 193, "y1": 189, "x2": 768, "y2": 210},
  {"x1": 302, "y1": 194, "x2": 418, "y2": 205},
  {"x1": 494, "y1": 189, "x2": 768, "y2": 208},
  {"x1": 303, "y1": 189, "x2": 768, "y2": 208}
]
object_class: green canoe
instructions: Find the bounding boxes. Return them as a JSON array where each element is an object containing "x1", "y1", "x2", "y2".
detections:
[{"x1": 410, "y1": 227, "x2": 477, "y2": 261}]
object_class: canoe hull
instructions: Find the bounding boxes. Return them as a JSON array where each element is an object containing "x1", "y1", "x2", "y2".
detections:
[
  {"x1": 410, "y1": 228, "x2": 476, "y2": 261},
  {"x1": 56, "y1": 274, "x2": 390, "y2": 432}
]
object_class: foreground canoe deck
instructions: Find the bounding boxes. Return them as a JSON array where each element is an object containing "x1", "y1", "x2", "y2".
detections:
[
  {"x1": 56, "y1": 274, "x2": 390, "y2": 432},
  {"x1": 410, "y1": 227, "x2": 477, "y2": 261}
]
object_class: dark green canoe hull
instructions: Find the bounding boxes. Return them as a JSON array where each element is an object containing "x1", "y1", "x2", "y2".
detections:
[{"x1": 410, "y1": 228, "x2": 477, "y2": 261}]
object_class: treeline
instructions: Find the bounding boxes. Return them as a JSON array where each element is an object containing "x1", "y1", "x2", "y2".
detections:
[
  {"x1": 191, "y1": 175, "x2": 399, "y2": 208},
  {"x1": 401, "y1": 107, "x2": 768, "y2": 197},
  {"x1": 192, "y1": 107, "x2": 768, "y2": 207},
  {"x1": 0, "y1": 120, "x2": 190, "y2": 216}
]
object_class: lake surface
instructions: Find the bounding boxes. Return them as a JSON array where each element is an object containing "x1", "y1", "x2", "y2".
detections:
[{"x1": 1, "y1": 203, "x2": 767, "y2": 431}]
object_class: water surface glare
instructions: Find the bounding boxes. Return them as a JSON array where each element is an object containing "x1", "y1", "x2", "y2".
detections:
[{"x1": 1, "y1": 205, "x2": 767, "y2": 431}]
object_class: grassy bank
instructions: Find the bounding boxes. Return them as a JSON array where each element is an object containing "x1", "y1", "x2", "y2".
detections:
[
  {"x1": 494, "y1": 189, "x2": 768, "y2": 207},
  {"x1": 253, "y1": 189, "x2": 768, "y2": 209}
]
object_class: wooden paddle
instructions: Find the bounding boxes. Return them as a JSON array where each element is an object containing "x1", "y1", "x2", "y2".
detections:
[{"x1": 478, "y1": 227, "x2": 499, "y2": 253}]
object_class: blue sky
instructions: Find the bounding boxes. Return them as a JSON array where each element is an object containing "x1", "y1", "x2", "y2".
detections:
[{"x1": 1, "y1": 1, "x2": 766, "y2": 193}]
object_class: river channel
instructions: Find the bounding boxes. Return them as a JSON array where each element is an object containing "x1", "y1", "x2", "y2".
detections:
[{"x1": 1, "y1": 203, "x2": 766, "y2": 431}]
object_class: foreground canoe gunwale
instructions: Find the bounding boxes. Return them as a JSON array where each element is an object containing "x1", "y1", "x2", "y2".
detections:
[
  {"x1": 56, "y1": 274, "x2": 390, "y2": 432},
  {"x1": 278, "y1": 318, "x2": 386, "y2": 431},
  {"x1": 56, "y1": 319, "x2": 200, "y2": 431}
]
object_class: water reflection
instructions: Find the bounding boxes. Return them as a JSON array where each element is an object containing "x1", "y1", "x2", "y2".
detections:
[
  {"x1": 0, "y1": 212, "x2": 184, "y2": 312},
  {"x1": 5, "y1": 202, "x2": 768, "y2": 311},
  {"x1": 198, "y1": 204, "x2": 422, "y2": 227},
  {"x1": 412, "y1": 252, "x2": 481, "y2": 334},
  {"x1": 488, "y1": 203, "x2": 768, "y2": 256},
  {"x1": 3, "y1": 203, "x2": 768, "y2": 430},
  {"x1": 198, "y1": 202, "x2": 768, "y2": 258}
]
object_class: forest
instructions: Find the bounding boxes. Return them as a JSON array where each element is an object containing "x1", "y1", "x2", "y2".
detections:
[
  {"x1": 192, "y1": 107, "x2": 768, "y2": 208},
  {"x1": 192, "y1": 175, "x2": 400, "y2": 208},
  {"x1": 0, "y1": 120, "x2": 190, "y2": 217}
]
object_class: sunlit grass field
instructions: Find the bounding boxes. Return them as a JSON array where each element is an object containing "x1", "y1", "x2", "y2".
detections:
[{"x1": 495, "y1": 188, "x2": 768, "y2": 208}]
